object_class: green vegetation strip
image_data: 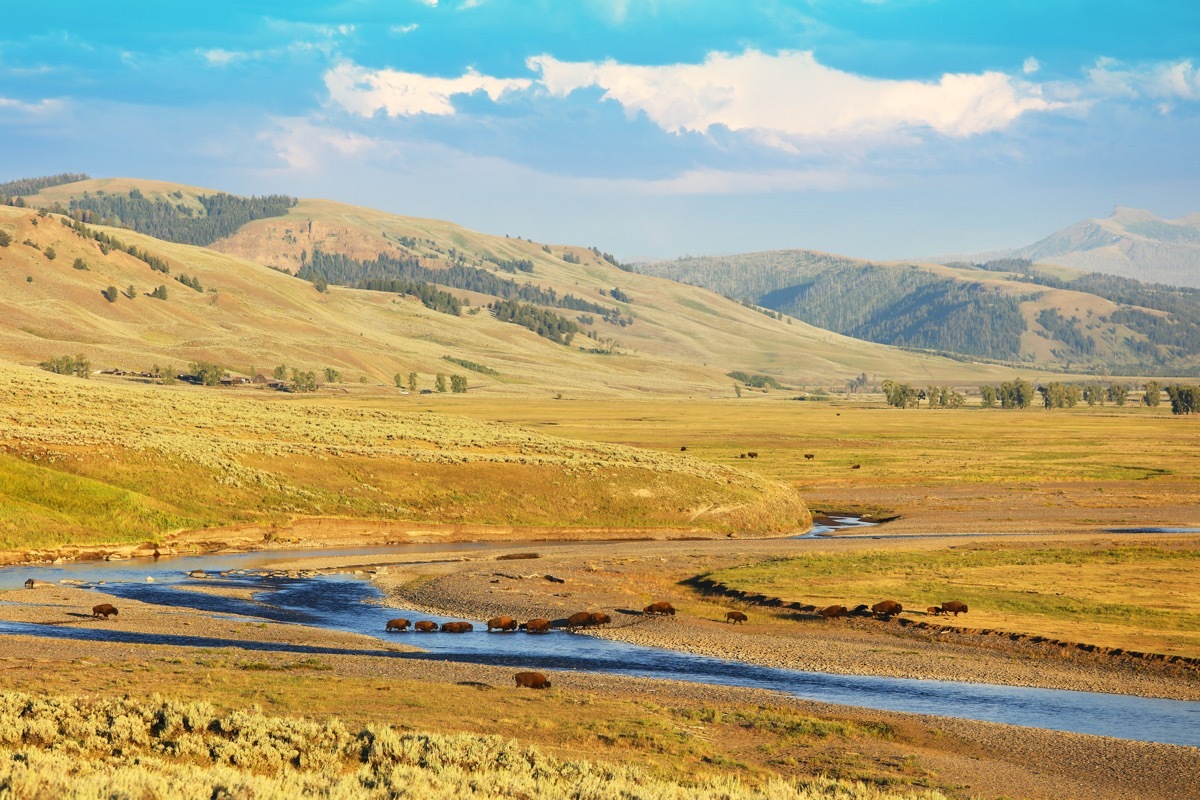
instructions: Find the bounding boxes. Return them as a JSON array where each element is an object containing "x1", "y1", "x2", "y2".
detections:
[{"x1": 708, "y1": 545, "x2": 1200, "y2": 632}]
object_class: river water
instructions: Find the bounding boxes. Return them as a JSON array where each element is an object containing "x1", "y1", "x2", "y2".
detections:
[{"x1": 2, "y1": 543, "x2": 1198, "y2": 748}]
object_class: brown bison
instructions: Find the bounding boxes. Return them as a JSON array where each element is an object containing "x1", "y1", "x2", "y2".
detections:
[
  {"x1": 941, "y1": 601, "x2": 969, "y2": 616},
  {"x1": 91, "y1": 603, "x2": 118, "y2": 619},
  {"x1": 680, "y1": 446, "x2": 687, "y2": 451},
  {"x1": 24, "y1": 579, "x2": 34, "y2": 589},
  {"x1": 804, "y1": 454, "x2": 815, "y2": 460},
  {"x1": 523, "y1": 618, "x2": 552, "y2": 634},
  {"x1": 514, "y1": 671, "x2": 551, "y2": 690},
  {"x1": 819, "y1": 605, "x2": 847, "y2": 619},
  {"x1": 566, "y1": 611, "x2": 594, "y2": 631},
  {"x1": 871, "y1": 600, "x2": 903, "y2": 619},
  {"x1": 851, "y1": 464, "x2": 861, "y2": 470},
  {"x1": 414, "y1": 620, "x2": 438, "y2": 632},
  {"x1": 643, "y1": 601, "x2": 676, "y2": 616},
  {"x1": 850, "y1": 604, "x2": 871, "y2": 616},
  {"x1": 487, "y1": 616, "x2": 518, "y2": 632},
  {"x1": 589, "y1": 611, "x2": 611, "y2": 628},
  {"x1": 926, "y1": 606, "x2": 944, "y2": 616},
  {"x1": 441, "y1": 621, "x2": 474, "y2": 633},
  {"x1": 747, "y1": 451, "x2": 758, "y2": 459},
  {"x1": 385, "y1": 618, "x2": 411, "y2": 632},
  {"x1": 725, "y1": 611, "x2": 747, "y2": 624}
]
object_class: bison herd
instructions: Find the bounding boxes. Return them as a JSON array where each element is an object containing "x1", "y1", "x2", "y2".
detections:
[
  {"x1": 814, "y1": 600, "x2": 968, "y2": 621},
  {"x1": 383, "y1": 602, "x2": 676, "y2": 639}
]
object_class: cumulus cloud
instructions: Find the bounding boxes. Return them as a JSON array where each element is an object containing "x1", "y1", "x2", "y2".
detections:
[
  {"x1": 1023, "y1": 57, "x2": 1039, "y2": 75},
  {"x1": 390, "y1": 24, "x2": 419, "y2": 34},
  {"x1": 325, "y1": 62, "x2": 531, "y2": 117},
  {"x1": 529, "y1": 49, "x2": 1061, "y2": 141},
  {"x1": 201, "y1": 49, "x2": 245, "y2": 66}
]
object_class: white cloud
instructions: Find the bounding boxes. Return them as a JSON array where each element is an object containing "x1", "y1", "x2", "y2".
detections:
[
  {"x1": 0, "y1": 96, "x2": 65, "y2": 116},
  {"x1": 390, "y1": 24, "x2": 419, "y2": 34},
  {"x1": 1084, "y1": 57, "x2": 1200, "y2": 102},
  {"x1": 458, "y1": 0, "x2": 485, "y2": 8},
  {"x1": 418, "y1": 0, "x2": 438, "y2": 6},
  {"x1": 529, "y1": 49, "x2": 1062, "y2": 142},
  {"x1": 202, "y1": 48, "x2": 245, "y2": 66},
  {"x1": 260, "y1": 117, "x2": 378, "y2": 170},
  {"x1": 325, "y1": 62, "x2": 531, "y2": 117},
  {"x1": 1023, "y1": 57, "x2": 1039, "y2": 75}
]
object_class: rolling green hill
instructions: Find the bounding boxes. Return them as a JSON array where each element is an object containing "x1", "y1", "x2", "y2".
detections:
[{"x1": 640, "y1": 250, "x2": 1200, "y2": 376}]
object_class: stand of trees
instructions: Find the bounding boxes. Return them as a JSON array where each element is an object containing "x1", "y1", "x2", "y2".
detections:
[
  {"x1": 39, "y1": 354, "x2": 90, "y2": 378},
  {"x1": 1166, "y1": 386, "x2": 1198, "y2": 414},
  {"x1": 0, "y1": 173, "x2": 89, "y2": 199},
  {"x1": 62, "y1": 190, "x2": 297, "y2": 247},
  {"x1": 489, "y1": 300, "x2": 578, "y2": 345}
]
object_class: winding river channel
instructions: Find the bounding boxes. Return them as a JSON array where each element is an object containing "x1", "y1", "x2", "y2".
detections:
[{"x1": 2, "y1": 543, "x2": 1198, "y2": 748}]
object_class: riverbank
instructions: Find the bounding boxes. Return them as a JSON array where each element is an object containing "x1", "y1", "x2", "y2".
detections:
[{"x1": 362, "y1": 535, "x2": 1200, "y2": 702}]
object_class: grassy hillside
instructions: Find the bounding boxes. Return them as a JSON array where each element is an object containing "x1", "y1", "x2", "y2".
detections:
[
  {"x1": 11, "y1": 177, "x2": 1023, "y2": 389},
  {"x1": 640, "y1": 250, "x2": 1200, "y2": 376},
  {"x1": 0, "y1": 364, "x2": 809, "y2": 550}
]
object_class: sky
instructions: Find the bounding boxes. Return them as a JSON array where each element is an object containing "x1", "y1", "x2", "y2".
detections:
[{"x1": 2, "y1": 1, "x2": 1198, "y2": 261}]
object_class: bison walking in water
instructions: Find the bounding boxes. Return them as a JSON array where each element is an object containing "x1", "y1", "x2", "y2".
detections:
[
  {"x1": 643, "y1": 601, "x2": 676, "y2": 616},
  {"x1": 725, "y1": 611, "x2": 747, "y2": 624},
  {"x1": 566, "y1": 611, "x2": 594, "y2": 631},
  {"x1": 589, "y1": 611, "x2": 611, "y2": 627},
  {"x1": 871, "y1": 600, "x2": 903, "y2": 619},
  {"x1": 523, "y1": 618, "x2": 552, "y2": 634},
  {"x1": 514, "y1": 671, "x2": 551, "y2": 690},
  {"x1": 91, "y1": 604, "x2": 118, "y2": 619},
  {"x1": 441, "y1": 621, "x2": 474, "y2": 633},
  {"x1": 819, "y1": 605, "x2": 847, "y2": 619},
  {"x1": 385, "y1": 618, "x2": 411, "y2": 632},
  {"x1": 487, "y1": 616, "x2": 518, "y2": 632},
  {"x1": 941, "y1": 601, "x2": 968, "y2": 616},
  {"x1": 414, "y1": 621, "x2": 438, "y2": 632}
]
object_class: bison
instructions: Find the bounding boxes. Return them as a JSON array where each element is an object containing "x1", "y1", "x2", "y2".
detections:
[
  {"x1": 941, "y1": 601, "x2": 969, "y2": 616},
  {"x1": 804, "y1": 454, "x2": 815, "y2": 460},
  {"x1": 926, "y1": 606, "x2": 944, "y2": 616},
  {"x1": 514, "y1": 671, "x2": 551, "y2": 690},
  {"x1": 819, "y1": 605, "x2": 847, "y2": 619},
  {"x1": 747, "y1": 451, "x2": 758, "y2": 459},
  {"x1": 851, "y1": 464, "x2": 861, "y2": 470},
  {"x1": 385, "y1": 618, "x2": 411, "y2": 632},
  {"x1": 850, "y1": 604, "x2": 871, "y2": 616},
  {"x1": 566, "y1": 611, "x2": 594, "y2": 631},
  {"x1": 871, "y1": 600, "x2": 903, "y2": 619},
  {"x1": 414, "y1": 620, "x2": 438, "y2": 632},
  {"x1": 725, "y1": 611, "x2": 747, "y2": 624},
  {"x1": 91, "y1": 603, "x2": 118, "y2": 619},
  {"x1": 487, "y1": 616, "x2": 518, "y2": 632},
  {"x1": 643, "y1": 601, "x2": 676, "y2": 616},
  {"x1": 523, "y1": 618, "x2": 552, "y2": 634},
  {"x1": 23, "y1": 579, "x2": 34, "y2": 589},
  {"x1": 589, "y1": 611, "x2": 611, "y2": 628},
  {"x1": 441, "y1": 621, "x2": 474, "y2": 633},
  {"x1": 680, "y1": 446, "x2": 687, "y2": 452}
]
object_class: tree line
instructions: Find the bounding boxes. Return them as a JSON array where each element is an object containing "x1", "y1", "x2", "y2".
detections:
[
  {"x1": 879, "y1": 377, "x2": 1197, "y2": 414},
  {"x1": 55, "y1": 190, "x2": 297, "y2": 247},
  {"x1": 0, "y1": 173, "x2": 89, "y2": 199}
]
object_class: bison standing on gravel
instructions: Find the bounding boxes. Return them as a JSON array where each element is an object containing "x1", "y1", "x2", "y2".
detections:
[
  {"x1": 871, "y1": 600, "x2": 903, "y2": 620},
  {"x1": 725, "y1": 611, "x2": 748, "y2": 624},
  {"x1": 941, "y1": 601, "x2": 968, "y2": 616},
  {"x1": 91, "y1": 604, "x2": 118, "y2": 619},
  {"x1": 643, "y1": 601, "x2": 676, "y2": 616},
  {"x1": 514, "y1": 671, "x2": 551, "y2": 690},
  {"x1": 589, "y1": 612, "x2": 611, "y2": 628},
  {"x1": 487, "y1": 616, "x2": 518, "y2": 632},
  {"x1": 385, "y1": 618, "x2": 411, "y2": 632},
  {"x1": 523, "y1": 618, "x2": 552, "y2": 634}
]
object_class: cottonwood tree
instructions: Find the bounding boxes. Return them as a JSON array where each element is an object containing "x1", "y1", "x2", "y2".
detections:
[{"x1": 1143, "y1": 381, "x2": 1162, "y2": 407}]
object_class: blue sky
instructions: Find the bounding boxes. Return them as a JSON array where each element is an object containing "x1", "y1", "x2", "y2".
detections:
[{"x1": 2, "y1": 1, "x2": 1198, "y2": 260}]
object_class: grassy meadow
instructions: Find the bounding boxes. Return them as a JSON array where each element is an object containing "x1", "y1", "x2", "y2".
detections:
[
  {"x1": 703, "y1": 538, "x2": 1200, "y2": 658},
  {"x1": 0, "y1": 365, "x2": 809, "y2": 552},
  {"x1": 437, "y1": 394, "x2": 1200, "y2": 531}
]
